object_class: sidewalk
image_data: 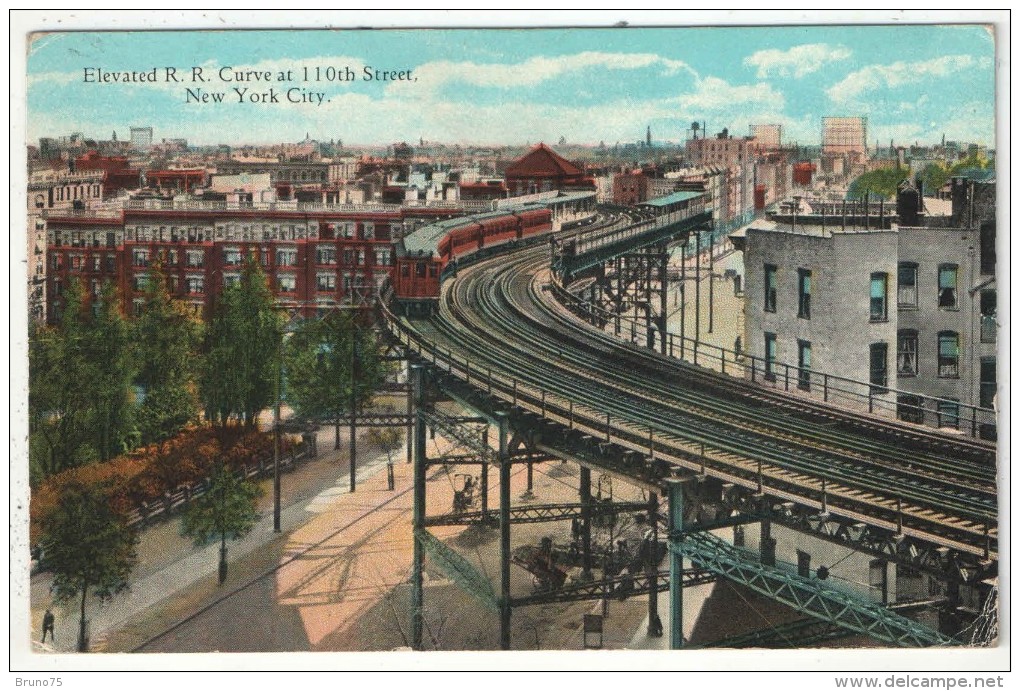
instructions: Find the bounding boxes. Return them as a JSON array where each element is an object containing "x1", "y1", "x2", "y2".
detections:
[{"x1": 28, "y1": 423, "x2": 399, "y2": 653}]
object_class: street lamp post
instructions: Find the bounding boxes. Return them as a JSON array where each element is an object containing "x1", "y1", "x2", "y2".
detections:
[
  {"x1": 349, "y1": 334, "x2": 358, "y2": 493},
  {"x1": 273, "y1": 327, "x2": 283, "y2": 533}
]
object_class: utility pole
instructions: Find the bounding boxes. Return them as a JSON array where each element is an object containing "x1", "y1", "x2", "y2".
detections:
[
  {"x1": 273, "y1": 328, "x2": 282, "y2": 532},
  {"x1": 349, "y1": 334, "x2": 358, "y2": 493}
]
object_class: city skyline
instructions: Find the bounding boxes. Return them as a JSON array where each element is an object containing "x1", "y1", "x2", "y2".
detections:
[{"x1": 27, "y1": 25, "x2": 996, "y2": 148}]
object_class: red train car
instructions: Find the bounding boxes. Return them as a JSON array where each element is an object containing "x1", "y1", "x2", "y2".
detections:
[{"x1": 392, "y1": 206, "x2": 553, "y2": 314}]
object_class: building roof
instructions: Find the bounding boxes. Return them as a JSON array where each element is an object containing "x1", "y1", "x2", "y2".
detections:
[
  {"x1": 640, "y1": 190, "x2": 704, "y2": 208},
  {"x1": 504, "y1": 143, "x2": 583, "y2": 178}
]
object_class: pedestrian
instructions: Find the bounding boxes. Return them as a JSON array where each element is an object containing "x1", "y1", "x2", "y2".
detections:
[{"x1": 41, "y1": 608, "x2": 55, "y2": 644}]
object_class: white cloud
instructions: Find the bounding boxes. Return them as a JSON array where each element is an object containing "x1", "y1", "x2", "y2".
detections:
[
  {"x1": 680, "y1": 77, "x2": 784, "y2": 111},
  {"x1": 387, "y1": 51, "x2": 698, "y2": 96},
  {"x1": 826, "y1": 55, "x2": 986, "y2": 102},
  {"x1": 744, "y1": 43, "x2": 851, "y2": 79}
]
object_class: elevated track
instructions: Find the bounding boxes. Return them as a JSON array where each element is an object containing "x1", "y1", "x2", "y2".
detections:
[{"x1": 387, "y1": 246, "x2": 997, "y2": 568}]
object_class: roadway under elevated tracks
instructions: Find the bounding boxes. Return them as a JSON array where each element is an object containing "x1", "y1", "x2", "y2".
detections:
[{"x1": 383, "y1": 242, "x2": 998, "y2": 649}]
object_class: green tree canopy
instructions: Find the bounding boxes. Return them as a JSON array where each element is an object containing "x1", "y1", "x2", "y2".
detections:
[
  {"x1": 41, "y1": 481, "x2": 138, "y2": 651},
  {"x1": 29, "y1": 279, "x2": 136, "y2": 483},
  {"x1": 180, "y1": 463, "x2": 262, "y2": 584},
  {"x1": 284, "y1": 310, "x2": 389, "y2": 445},
  {"x1": 133, "y1": 260, "x2": 203, "y2": 445},
  {"x1": 199, "y1": 256, "x2": 284, "y2": 429}
]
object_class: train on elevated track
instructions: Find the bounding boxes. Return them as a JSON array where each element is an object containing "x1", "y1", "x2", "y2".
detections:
[{"x1": 392, "y1": 190, "x2": 597, "y2": 314}]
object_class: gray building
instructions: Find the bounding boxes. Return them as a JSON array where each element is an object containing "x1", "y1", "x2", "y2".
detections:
[{"x1": 739, "y1": 175, "x2": 996, "y2": 439}]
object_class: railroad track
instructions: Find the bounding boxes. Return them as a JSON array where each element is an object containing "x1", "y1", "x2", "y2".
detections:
[{"x1": 394, "y1": 246, "x2": 998, "y2": 560}]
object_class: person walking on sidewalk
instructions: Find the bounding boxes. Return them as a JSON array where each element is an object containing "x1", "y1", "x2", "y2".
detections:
[{"x1": 41, "y1": 608, "x2": 55, "y2": 643}]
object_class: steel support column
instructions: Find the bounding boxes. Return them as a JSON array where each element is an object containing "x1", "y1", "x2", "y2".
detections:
[
  {"x1": 761, "y1": 515, "x2": 776, "y2": 567},
  {"x1": 497, "y1": 412, "x2": 512, "y2": 650},
  {"x1": 481, "y1": 427, "x2": 490, "y2": 519},
  {"x1": 411, "y1": 365, "x2": 426, "y2": 650},
  {"x1": 668, "y1": 479, "x2": 685, "y2": 649},
  {"x1": 405, "y1": 361, "x2": 413, "y2": 463},
  {"x1": 580, "y1": 465, "x2": 593, "y2": 579},
  {"x1": 647, "y1": 491, "x2": 663, "y2": 636},
  {"x1": 349, "y1": 338, "x2": 358, "y2": 493},
  {"x1": 658, "y1": 246, "x2": 668, "y2": 355}
]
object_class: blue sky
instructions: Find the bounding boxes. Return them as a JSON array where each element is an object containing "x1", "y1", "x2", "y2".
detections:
[{"x1": 26, "y1": 24, "x2": 996, "y2": 147}]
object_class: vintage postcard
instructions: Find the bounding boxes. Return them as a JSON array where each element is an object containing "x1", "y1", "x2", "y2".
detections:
[{"x1": 10, "y1": 10, "x2": 1008, "y2": 678}]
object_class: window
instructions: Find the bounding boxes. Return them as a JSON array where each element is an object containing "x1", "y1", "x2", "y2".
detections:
[
  {"x1": 764, "y1": 333, "x2": 777, "y2": 378},
  {"x1": 186, "y1": 276, "x2": 205, "y2": 295},
  {"x1": 797, "y1": 340, "x2": 811, "y2": 391},
  {"x1": 416, "y1": 262, "x2": 427, "y2": 278},
  {"x1": 797, "y1": 269, "x2": 811, "y2": 319},
  {"x1": 133, "y1": 274, "x2": 149, "y2": 292},
  {"x1": 276, "y1": 248, "x2": 298, "y2": 266},
  {"x1": 869, "y1": 343, "x2": 888, "y2": 392},
  {"x1": 166, "y1": 249, "x2": 178, "y2": 266},
  {"x1": 980, "y1": 222, "x2": 995, "y2": 276},
  {"x1": 937, "y1": 399, "x2": 960, "y2": 430},
  {"x1": 92, "y1": 256, "x2": 102, "y2": 272},
  {"x1": 938, "y1": 331, "x2": 959, "y2": 378},
  {"x1": 980, "y1": 358, "x2": 996, "y2": 410},
  {"x1": 897, "y1": 394, "x2": 925, "y2": 424},
  {"x1": 105, "y1": 255, "x2": 116, "y2": 273},
  {"x1": 362, "y1": 223, "x2": 375, "y2": 240},
  {"x1": 897, "y1": 263, "x2": 917, "y2": 308},
  {"x1": 764, "y1": 264, "x2": 777, "y2": 312},
  {"x1": 317, "y1": 247, "x2": 337, "y2": 265},
  {"x1": 938, "y1": 264, "x2": 958, "y2": 309},
  {"x1": 186, "y1": 250, "x2": 205, "y2": 268},
  {"x1": 277, "y1": 274, "x2": 297, "y2": 292},
  {"x1": 317, "y1": 273, "x2": 336, "y2": 291},
  {"x1": 896, "y1": 330, "x2": 918, "y2": 377},
  {"x1": 223, "y1": 248, "x2": 243, "y2": 266},
  {"x1": 870, "y1": 272, "x2": 887, "y2": 321},
  {"x1": 980, "y1": 290, "x2": 996, "y2": 343},
  {"x1": 374, "y1": 249, "x2": 390, "y2": 266},
  {"x1": 132, "y1": 248, "x2": 150, "y2": 267}
]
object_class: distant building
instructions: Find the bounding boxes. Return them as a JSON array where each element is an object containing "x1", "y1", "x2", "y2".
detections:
[
  {"x1": 685, "y1": 128, "x2": 756, "y2": 168},
  {"x1": 821, "y1": 117, "x2": 867, "y2": 157},
  {"x1": 129, "y1": 126, "x2": 153, "y2": 151},
  {"x1": 503, "y1": 143, "x2": 595, "y2": 196},
  {"x1": 750, "y1": 124, "x2": 783, "y2": 152}
]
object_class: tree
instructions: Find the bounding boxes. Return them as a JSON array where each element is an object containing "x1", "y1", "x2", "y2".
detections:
[
  {"x1": 284, "y1": 310, "x2": 388, "y2": 449},
  {"x1": 199, "y1": 256, "x2": 283, "y2": 429},
  {"x1": 133, "y1": 260, "x2": 203, "y2": 445},
  {"x1": 180, "y1": 463, "x2": 262, "y2": 585},
  {"x1": 29, "y1": 280, "x2": 136, "y2": 483},
  {"x1": 367, "y1": 423, "x2": 404, "y2": 466},
  {"x1": 41, "y1": 482, "x2": 138, "y2": 651}
]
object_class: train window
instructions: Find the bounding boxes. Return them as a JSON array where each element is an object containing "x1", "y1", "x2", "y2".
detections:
[
  {"x1": 416, "y1": 262, "x2": 426, "y2": 278},
  {"x1": 401, "y1": 264, "x2": 410, "y2": 278},
  {"x1": 428, "y1": 265, "x2": 438, "y2": 278}
]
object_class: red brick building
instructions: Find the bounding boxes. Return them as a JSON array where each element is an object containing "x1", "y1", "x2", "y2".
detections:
[
  {"x1": 146, "y1": 169, "x2": 207, "y2": 193},
  {"x1": 45, "y1": 202, "x2": 457, "y2": 323},
  {"x1": 504, "y1": 143, "x2": 595, "y2": 196}
]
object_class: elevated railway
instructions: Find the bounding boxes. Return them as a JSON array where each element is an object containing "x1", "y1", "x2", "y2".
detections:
[{"x1": 389, "y1": 246, "x2": 997, "y2": 563}]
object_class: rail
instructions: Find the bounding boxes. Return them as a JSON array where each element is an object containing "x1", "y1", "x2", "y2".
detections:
[
  {"x1": 551, "y1": 278, "x2": 997, "y2": 441},
  {"x1": 571, "y1": 203, "x2": 708, "y2": 256},
  {"x1": 379, "y1": 297, "x2": 996, "y2": 560}
]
